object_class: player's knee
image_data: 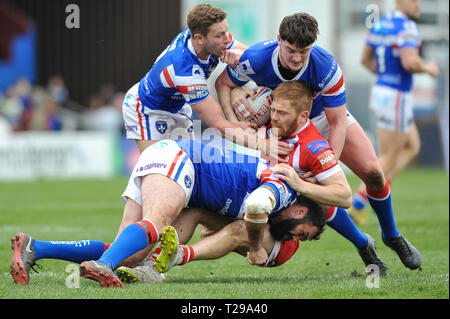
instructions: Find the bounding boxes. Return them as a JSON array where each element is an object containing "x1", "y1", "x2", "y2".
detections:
[
  {"x1": 365, "y1": 169, "x2": 385, "y2": 190},
  {"x1": 410, "y1": 136, "x2": 421, "y2": 157}
]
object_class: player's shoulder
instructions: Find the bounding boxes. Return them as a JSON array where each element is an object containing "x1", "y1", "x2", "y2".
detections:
[
  {"x1": 309, "y1": 45, "x2": 337, "y2": 68},
  {"x1": 237, "y1": 39, "x2": 277, "y2": 71},
  {"x1": 307, "y1": 45, "x2": 340, "y2": 87},
  {"x1": 300, "y1": 123, "x2": 331, "y2": 154}
]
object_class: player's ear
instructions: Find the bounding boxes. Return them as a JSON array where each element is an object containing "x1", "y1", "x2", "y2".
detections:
[
  {"x1": 277, "y1": 34, "x2": 281, "y2": 44},
  {"x1": 193, "y1": 33, "x2": 204, "y2": 43},
  {"x1": 296, "y1": 206, "x2": 309, "y2": 218}
]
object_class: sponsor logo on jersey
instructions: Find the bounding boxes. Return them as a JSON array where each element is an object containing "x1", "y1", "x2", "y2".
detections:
[
  {"x1": 136, "y1": 162, "x2": 168, "y2": 172},
  {"x1": 125, "y1": 125, "x2": 137, "y2": 132},
  {"x1": 156, "y1": 121, "x2": 168, "y2": 134},
  {"x1": 318, "y1": 60, "x2": 337, "y2": 89},
  {"x1": 189, "y1": 90, "x2": 208, "y2": 100},
  {"x1": 306, "y1": 140, "x2": 330, "y2": 155},
  {"x1": 317, "y1": 150, "x2": 337, "y2": 169}
]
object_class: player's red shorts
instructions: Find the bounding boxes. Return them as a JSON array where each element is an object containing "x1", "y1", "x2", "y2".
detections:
[{"x1": 263, "y1": 240, "x2": 300, "y2": 267}]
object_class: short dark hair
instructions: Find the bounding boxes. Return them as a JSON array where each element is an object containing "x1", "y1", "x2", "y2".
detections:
[
  {"x1": 269, "y1": 195, "x2": 326, "y2": 241},
  {"x1": 187, "y1": 3, "x2": 227, "y2": 36},
  {"x1": 279, "y1": 13, "x2": 319, "y2": 48}
]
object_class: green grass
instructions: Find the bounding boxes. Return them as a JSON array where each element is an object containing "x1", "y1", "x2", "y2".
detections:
[{"x1": 0, "y1": 168, "x2": 448, "y2": 299}]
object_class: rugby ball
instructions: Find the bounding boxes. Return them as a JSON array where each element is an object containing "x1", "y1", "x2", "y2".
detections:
[{"x1": 246, "y1": 86, "x2": 273, "y2": 127}]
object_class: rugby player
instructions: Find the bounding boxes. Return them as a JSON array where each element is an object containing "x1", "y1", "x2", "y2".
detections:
[
  {"x1": 215, "y1": 13, "x2": 421, "y2": 271},
  {"x1": 11, "y1": 137, "x2": 332, "y2": 287},
  {"x1": 122, "y1": 2, "x2": 291, "y2": 159},
  {"x1": 349, "y1": 0, "x2": 439, "y2": 226}
]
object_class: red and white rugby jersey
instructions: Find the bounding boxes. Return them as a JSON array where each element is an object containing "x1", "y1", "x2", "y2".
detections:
[{"x1": 266, "y1": 120, "x2": 342, "y2": 182}]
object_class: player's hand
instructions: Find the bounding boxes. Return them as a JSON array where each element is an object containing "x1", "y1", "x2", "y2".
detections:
[
  {"x1": 246, "y1": 246, "x2": 268, "y2": 266},
  {"x1": 235, "y1": 121, "x2": 258, "y2": 131},
  {"x1": 220, "y1": 49, "x2": 244, "y2": 68},
  {"x1": 426, "y1": 60, "x2": 439, "y2": 78},
  {"x1": 272, "y1": 163, "x2": 307, "y2": 193},
  {"x1": 231, "y1": 87, "x2": 256, "y2": 120},
  {"x1": 299, "y1": 171, "x2": 318, "y2": 184},
  {"x1": 258, "y1": 138, "x2": 292, "y2": 162}
]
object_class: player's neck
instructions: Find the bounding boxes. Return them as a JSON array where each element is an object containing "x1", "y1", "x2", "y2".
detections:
[
  {"x1": 190, "y1": 38, "x2": 210, "y2": 61},
  {"x1": 277, "y1": 58, "x2": 299, "y2": 80}
]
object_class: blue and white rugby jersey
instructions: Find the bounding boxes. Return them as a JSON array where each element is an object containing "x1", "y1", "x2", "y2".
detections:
[
  {"x1": 226, "y1": 39, "x2": 346, "y2": 119},
  {"x1": 138, "y1": 28, "x2": 235, "y2": 113},
  {"x1": 366, "y1": 11, "x2": 421, "y2": 92},
  {"x1": 175, "y1": 138, "x2": 297, "y2": 220}
]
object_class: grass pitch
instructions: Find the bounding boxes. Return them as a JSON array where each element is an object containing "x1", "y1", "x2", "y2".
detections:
[{"x1": 0, "y1": 167, "x2": 448, "y2": 300}]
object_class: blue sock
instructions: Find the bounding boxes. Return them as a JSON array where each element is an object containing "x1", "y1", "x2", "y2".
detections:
[
  {"x1": 326, "y1": 207, "x2": 368, "y2": 250},
  {"x1": 34, "y1": 240, "x2": 109, "y2": 264},
  {"x1": 367, "y1": 181, "x2": 399, "y2": 240},
  {"x1": 97, "y1": 220, "x2": 159, "y2": 269}
]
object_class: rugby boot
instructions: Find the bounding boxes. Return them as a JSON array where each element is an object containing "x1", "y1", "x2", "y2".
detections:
[
  {"x1": 10, "y1": 233, "x2": 40, "y2": 284},
  {"x1": 358, "y1": 233, "x2": 388, "y2": 276},
  {"x1": 116, "y1": 258, "x2": 166, "y2": 283},
  {"x1": 80, "y1": 260, "x2": 123, "y2": 287},
  {"x1": 154, "y1": 226, "x2": 184, "y2": 273},
  {"x1": 383, "y1": 234, "x2": 421, "y2": 270}
]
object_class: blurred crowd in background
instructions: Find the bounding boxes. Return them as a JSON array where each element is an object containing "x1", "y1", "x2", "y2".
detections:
[{"x1": 0, "y1": 76, "x2": 125, "y2": 135}]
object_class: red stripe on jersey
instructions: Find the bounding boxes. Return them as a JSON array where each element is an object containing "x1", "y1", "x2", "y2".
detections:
[
  {"x1": 135, "y1": 97, "x2": 145, "y2": 139},
  {"x1": 227, "y1": 32, "x2": 233, "y2": 44},
  {"x1": 167, "y1": 150, "x2": 184, "y2": 178},
  {"x1": 323, "y1": 75, "x2": 344, "y2": 95},
  {"x1": 325, "y1": 207, "x2": 337, "y2": 220},
  {"x1": 176, "y1": 85, "x2": 190, "y2": 95},
  {"x1": 163, "y1": 68, "x2": 175, "y2": 88}
]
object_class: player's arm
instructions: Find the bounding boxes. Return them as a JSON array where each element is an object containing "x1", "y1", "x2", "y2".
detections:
[
  {"x1": 243, "y1": 186, "x2": 276, "y2": 265},
  {"x1": 272, "y1": 164, "x2": 351, "y2": 208},
  {"x1": 399, "y1": 47, "x2": 439, "y2": 77},
  {"x1": 361, "y1": 44, "x2": 377, "y2": 74},
  {"x1": 323, "y1": 104, "x2": 347, "y2": 160},
  {"x1": 214, "y1": 69, "x2": 241, "y2": 123}
]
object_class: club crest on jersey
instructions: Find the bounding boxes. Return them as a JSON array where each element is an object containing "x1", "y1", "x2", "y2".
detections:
[
  {"x1": 155, "y1": 121, "x2": 168, "y2": 134},
  {"x1": 192, "y1": 65, "x2": 205, "y2": 79},
  {"x1": 306, "y1": 140, "x2": 330, "y2": 155},
  {"x1": 184, "y1": 175, "x2": 192, "y2": 188},
  {"x1": 237, "y1": 59, "x2": 255, "y2": 75}
]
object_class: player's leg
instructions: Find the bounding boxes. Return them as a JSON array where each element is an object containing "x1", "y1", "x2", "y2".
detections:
[
  {"x1": 154, "y1": 209, "x2": 237, "y2": 273},
  {"x1": 9, "y1": 192, "x2": 146, "y2": 285},
  {"x1": 117, "y1": 207, "x2": 235, "y2": 282},
  {"x1": 80, "y1": 141, "x2": 194, "y2": 286},
  {"x1": 340, "y1": 122, "x2": 421, "y2": 269},
  {"x1": 378, "y1": 123, "x2": 421, "y2": 182}
]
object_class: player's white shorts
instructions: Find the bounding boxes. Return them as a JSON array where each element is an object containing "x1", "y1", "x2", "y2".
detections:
[
  {"x1": 122, "y1": 83, "x2": 194, "y2": 140},
  {"x1": 263, "y1": 240, "x2": 299, "y2": 267},
  {"x1": 311, "y1": 110, "x2": 357, "y2": 140},
  {"x1": 369, "y1": 85, "x2": 414, "y2": 133},
  {"x1": 121, "y1": 140, "x2": 195, "y2": 207}
]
